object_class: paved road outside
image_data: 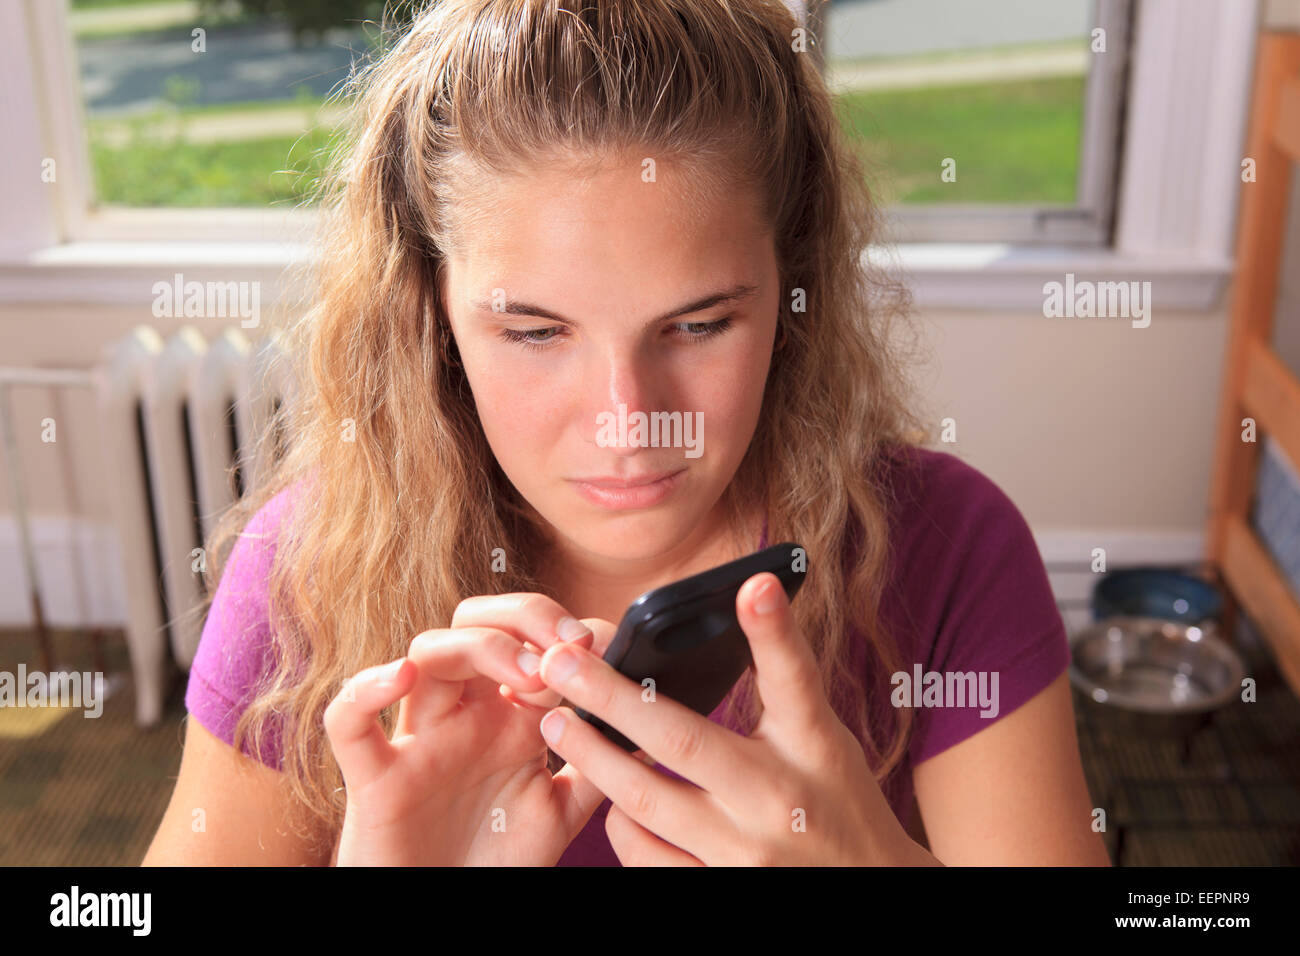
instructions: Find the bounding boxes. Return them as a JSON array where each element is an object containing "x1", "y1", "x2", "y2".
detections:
[
  {"x1": 75, "y1": 0, "x2": 1094, "y2": 116},
  {"x1": 825, "y1": 0, "x2": 1090, "y2": 60},
  {"x1": 77, "y1": 16, "x2": 373, "y2": 115},
  {"x1": 76, "y1": 1, "x2": 1090, "y2": 145},
  {"x1": 89, "y1": 40, "x2": 1088, "y2": 146}
]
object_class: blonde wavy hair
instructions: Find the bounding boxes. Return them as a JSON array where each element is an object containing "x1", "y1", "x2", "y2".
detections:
[{"x1": 200, "y1": 0, "x2": 933, "y2": 854}]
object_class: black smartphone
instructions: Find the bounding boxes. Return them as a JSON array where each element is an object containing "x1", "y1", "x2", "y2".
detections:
[{"x1": 572, "y1": 541, "x2": 807, "y2": 752}]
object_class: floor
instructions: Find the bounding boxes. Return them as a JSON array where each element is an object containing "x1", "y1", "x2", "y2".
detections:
[
  {"x1": 1073, "y1": 658, "x2": 1300, "y2": 865},
  {"x1": 2, "y1": 623, "x2": 1298, "y2": 865},
  {"x1": 0, "y1": 629, "x2": 187, "y2": 866}
]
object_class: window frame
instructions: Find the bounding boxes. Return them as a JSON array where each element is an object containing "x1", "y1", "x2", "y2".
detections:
[
  {"x1": 823, "y1": 0, "x2": 1132, "y2": 246},
  {"x1": 0, "y1": 0, "x2": 1259, "y2": 312}
]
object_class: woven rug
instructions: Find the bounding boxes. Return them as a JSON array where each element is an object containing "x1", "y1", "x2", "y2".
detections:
[
  {"x1": 2, "y1": 624, "x2": 1298, "y2": 865},
  {"x1": 0, "y1": 628, "x2": 187, "y2": 866}
]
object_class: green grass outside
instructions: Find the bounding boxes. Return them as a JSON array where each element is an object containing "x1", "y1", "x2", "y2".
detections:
[
  {"x1": 834, "y1": 74, "x2": 1084, "y2": 204},
  {"x1": 87, "y1": 76, "x2": 1083, "y2": 207},
  {"x1": 90, "y1": 126, "x2": 343, "y2": 207}
]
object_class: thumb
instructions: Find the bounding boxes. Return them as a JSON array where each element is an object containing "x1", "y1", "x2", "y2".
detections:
[
  {"x1": 735, "y1": 572, "x2": 828, "y2": 745},
  {"x1": 323, "y1": 658, "x2": 415, "y2": 787}
]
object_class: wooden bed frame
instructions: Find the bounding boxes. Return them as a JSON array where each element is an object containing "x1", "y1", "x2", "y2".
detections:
[{"x1": 1208, "y1": 31, "x2": 1300, "y2": 699}]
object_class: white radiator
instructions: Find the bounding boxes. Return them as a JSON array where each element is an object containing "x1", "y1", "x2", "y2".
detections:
[{"x1": 95, "y1": 325, "x2": 295, "y2": 726}]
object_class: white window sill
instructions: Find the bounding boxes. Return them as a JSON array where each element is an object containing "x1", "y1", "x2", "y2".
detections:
[
  {"x1": 0, "y1": 238, "x2": 1232, "y2": 313},
  {"x1": 876, "y1": 243, "x2": 1233, "y2": 312}
]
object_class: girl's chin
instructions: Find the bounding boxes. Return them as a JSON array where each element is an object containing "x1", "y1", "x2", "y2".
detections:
[{"x1": 551, "y1": 516, "x2": 690, "y2": 557}]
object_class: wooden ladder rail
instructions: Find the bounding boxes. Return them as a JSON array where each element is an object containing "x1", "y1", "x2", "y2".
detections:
[{"x1": 1206, "y1": 31, "x2": 1300, "y2": 697}]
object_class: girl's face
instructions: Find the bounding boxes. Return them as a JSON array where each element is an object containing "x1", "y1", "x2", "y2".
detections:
[{"x1": 440, "y1": 159, "x2": 780, "y2": 565}]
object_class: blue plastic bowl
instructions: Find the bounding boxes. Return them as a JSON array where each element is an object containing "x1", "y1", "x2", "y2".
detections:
[{"x1": 1092, "y1": 568, "x2": 1222, "y2": 624}]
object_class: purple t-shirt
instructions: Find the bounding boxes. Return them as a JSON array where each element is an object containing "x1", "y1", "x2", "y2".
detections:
[{"x1": 185, "y1": 444, "x2": 1069, "y2": 864}]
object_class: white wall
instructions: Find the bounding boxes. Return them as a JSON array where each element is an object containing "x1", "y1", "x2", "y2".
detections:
[{"x1": 0, "y1": 289, "x2": 1227, "y2": 630}]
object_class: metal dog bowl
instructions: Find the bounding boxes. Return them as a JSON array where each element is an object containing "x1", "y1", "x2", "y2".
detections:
[{"x1": 1068, "y1": 616, "x2": 1246, "y2": 737}]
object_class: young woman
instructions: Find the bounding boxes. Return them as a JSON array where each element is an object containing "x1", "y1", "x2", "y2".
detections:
[{"x1": 144, "y1": 0, "x2": 1110, "y2": 866}]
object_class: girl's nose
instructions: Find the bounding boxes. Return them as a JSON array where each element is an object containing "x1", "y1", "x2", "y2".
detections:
[{"x1": 584, "y1": 353, "x2": 663, "y2": 451}]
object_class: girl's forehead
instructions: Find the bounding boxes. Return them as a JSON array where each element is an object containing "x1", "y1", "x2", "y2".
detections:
[{"x1": 445, "y1": 177, "x2": 769, "y2": 268}]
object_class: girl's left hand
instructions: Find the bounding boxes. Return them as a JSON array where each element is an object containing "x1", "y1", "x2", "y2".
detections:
[{"x1": 534, "y1": 571, "x2": 930, "y2": 866}]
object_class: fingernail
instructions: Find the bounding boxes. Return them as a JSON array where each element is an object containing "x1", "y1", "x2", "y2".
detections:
[
  {"x1": 546, "y1": 648, "x2": 580, "y2": 683},
  {"x1": 557, "y1": 616, "x2": 592, "y2": 642},
  {"x1": 517, "y1": 649, "x2": 541, "y2": 676},
  {"x1": 376, "y1": 659, "x2": 406, "y2": 685},
  {"x1": 754, "y1": 579, "x2": 783, "y2": 615},
  {"x1": 541, "y1": 709, "x2": 566, "y2": 745}
]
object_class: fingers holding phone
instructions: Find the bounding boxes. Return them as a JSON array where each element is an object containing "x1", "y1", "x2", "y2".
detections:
[{"x1": 449, "y1": 594, "x2": 608, "y2": 711}]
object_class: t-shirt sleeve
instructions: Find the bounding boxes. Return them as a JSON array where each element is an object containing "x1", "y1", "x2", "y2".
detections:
[
  {"x1": 184, "y1": 487, "x2": 296, "y2": 770},
  {"x1": 898, "y1": 453, "x2": 1070, "y2": 765}
]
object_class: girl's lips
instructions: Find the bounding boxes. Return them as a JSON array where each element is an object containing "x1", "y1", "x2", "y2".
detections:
[{"x1": 569, "y1": 468, "x2": 686, "y2": 510}]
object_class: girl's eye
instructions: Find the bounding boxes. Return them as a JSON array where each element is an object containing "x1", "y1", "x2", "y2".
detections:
[
  {"x1": 499, "y1": 317, "x2": 733, "y2": 353},
  {"x1": 675, "y1": 317, "x2": 733, "y2": 342},
  {"x1": 499, "y1": 326, "x2": 562, "y2": 352}
]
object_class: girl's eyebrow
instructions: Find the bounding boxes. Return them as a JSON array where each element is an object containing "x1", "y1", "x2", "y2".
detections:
[{"x1": 470, "y1": 283, "x2": 760, "y2": 328}]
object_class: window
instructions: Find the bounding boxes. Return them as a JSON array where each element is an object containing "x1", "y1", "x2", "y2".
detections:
[
  {"x1": 65, "y1": 0, "x2": 1127, "y2": 248},
  {"x1": 5, "y1": 0, "x2": 1252, "y2": 313},
  {"x1": 808, "y1": 0, "x2": 1132, "y2": 244},
  {"x1": 67, "y1": 0, "x2": 393, "y2": 210}
]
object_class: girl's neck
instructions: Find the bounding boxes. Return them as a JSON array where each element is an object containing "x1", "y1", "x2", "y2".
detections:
[{"x1": 537, "y1": 503, "x2": 765, "y2": 625}]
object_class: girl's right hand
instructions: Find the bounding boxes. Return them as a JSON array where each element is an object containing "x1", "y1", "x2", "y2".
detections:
[{"x1": 324, "y1": 595, "x2": 615, "y2": 866}]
